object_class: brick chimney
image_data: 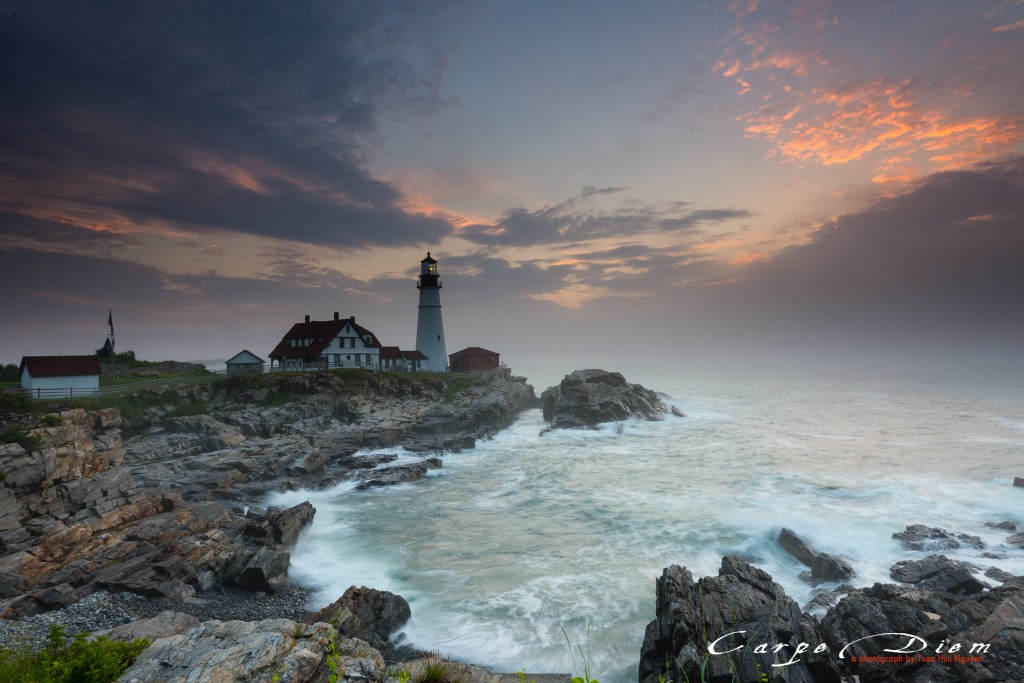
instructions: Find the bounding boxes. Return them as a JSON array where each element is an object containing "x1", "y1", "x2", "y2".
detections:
[{"x1": 304, "y1": 314, "x2": 310, "y2": 323}]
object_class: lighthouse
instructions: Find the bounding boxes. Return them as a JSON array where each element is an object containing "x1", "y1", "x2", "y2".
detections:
[{"x1": 415, "y1": 252, "x2": 448, "y2": 372}]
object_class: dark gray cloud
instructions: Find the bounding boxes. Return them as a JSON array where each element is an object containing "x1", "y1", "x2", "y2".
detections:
[
  {"x1": 0, "y1": 208, "x2": 140, "y2": 249},
  {"x1": 0, "y1": 0, "x2": 464, "y2": 248},
  {"x1": 742, "y1": 156, "x2": 1024, "y2": 320},
  {"x1": 460, "y1": 191, "x2": 751, "y2": 246},
  {"x1": 590, "y1": 156, "x2": 1024, "y2": 355}
]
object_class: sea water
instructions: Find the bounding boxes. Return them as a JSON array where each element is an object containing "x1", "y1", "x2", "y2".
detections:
[{"x1": 264, "y1": 370, "x2": 1024, "y2": 683}]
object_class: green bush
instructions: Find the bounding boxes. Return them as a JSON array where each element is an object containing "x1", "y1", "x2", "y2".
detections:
[
  {"x1": 0, "y1": 428, "x2": 40, "y2": 452},
  {"x1": 442, "y1": 377, "x2": 476, "y2": 402},
  {"x1": 0, "y1": 363, "x2": 19, "y2": 382},
  {"x1": 0, "y1": 392, "x2": 36, "y2": 415},
  {"x1": 0, "y1": 624, "x2": 149, "y2": 683}
]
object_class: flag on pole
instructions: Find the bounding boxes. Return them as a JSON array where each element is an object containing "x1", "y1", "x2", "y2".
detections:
[{"x1": 108, "y1": 309, "x2": 114, "y2": 335}]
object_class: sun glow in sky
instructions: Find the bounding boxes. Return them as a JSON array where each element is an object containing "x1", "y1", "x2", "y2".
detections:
[{"x1": 1, "y1": 0, "x2": 1022, "y2": 383}]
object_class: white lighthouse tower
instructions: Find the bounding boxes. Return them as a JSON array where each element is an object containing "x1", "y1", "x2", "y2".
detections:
[{"x1": 415, "y1": 252, "x2": 447, "y2": 372}]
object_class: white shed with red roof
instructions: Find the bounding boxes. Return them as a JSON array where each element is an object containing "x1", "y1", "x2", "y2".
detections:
[{"x1": 18, "y1": 355, "x2": 102, "y2": 398}]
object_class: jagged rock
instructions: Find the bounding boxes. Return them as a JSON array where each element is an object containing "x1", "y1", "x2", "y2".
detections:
[
  {"x1": 984, "y1": 520, "x2": 1016, "y2": 532},
  {"x1": 890, "y1": 554, "x2": 987, "y2": 595},
  {"x1": 638, "y1": 556, "x2": 835, "y2": 683},
  {"x1": 985, "y1": 566, "x2": 1013, "y2": 582},
  {"x1": 804, "y1": 590, "x2": 838, "y2": 612},
  {"x1": 670, "y1": 405, "x2": 686, "y2": 417},
  {"x1": 355, "y1": 458, "x2": 442, "y2": 490},
  {"x1": 244, "y1": 501, "x2": 316, "y2": 549},
  {"x1": 819, "y1": 583, "x2": 960, "y2": 682},
  {"x1": 305, "y1": 585, "x2": 411, "y2": 654},
  {"x1": 819, "y1": 578, "x2": 1024, "y2": 683},
  {"x1": 892, "y1": 524, "x2": 985, "y2": 551},
  {"x1": 541, "y1": 369, "x2": 667, "y2": 430},
  {"x1": 810, "y1": 553, "x2": 855, "y2": 582},
  {"x1": 118, "y1": 618, "x2": 346, "y2": 683},
  {"x1": 1013, "y1": 476, "x2": 1024, "y2": 488},
  {"x1": 228, "y1": 547, "x2": 291, "y2": 593},
  {"x1": 1008, "y1": 532, "x2": 1024, "y2": 549},
  {"x1": 778, "y1": 527, "x2": 818, "y2": 566},
  {"x1": 99, "y1": 610, "x2": 200, "y2": 641}
]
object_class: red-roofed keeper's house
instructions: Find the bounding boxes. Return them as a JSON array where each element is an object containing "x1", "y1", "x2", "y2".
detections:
[
  {"x1": 268, "y1": 314, "x2": 382, "y2": 370},
  {"x1": 18, "y1": 355, "x2": 103, "y2": 398}
]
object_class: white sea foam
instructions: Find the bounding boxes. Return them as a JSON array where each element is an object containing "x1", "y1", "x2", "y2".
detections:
[{"x1": 263, "y1": 373, "x2": 1024, "y2": 683}]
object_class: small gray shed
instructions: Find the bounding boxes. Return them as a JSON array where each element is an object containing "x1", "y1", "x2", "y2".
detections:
[{"x1": 225, "y1": 350, "x2": 265, "y2": 375}]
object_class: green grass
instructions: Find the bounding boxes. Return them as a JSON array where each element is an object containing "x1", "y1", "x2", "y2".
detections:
[
  {"x1": 71, "y1": 389, "x2": 203, "y2": 422},
  {"x1": 259, "y1": 389, "x2": 301, "y2": 407},
  {"x1": 442, "y1": 376, "x2": 476, "y2": 402},
  {"x1": 0, "y1": 428, "x2": 40, "y2": 452},
  {"x1": 0, "y1": 625, "x2": 149, "y2": 683},
  {"x1": 415, "y1": 653, "x2": 452, "y2": 683}
]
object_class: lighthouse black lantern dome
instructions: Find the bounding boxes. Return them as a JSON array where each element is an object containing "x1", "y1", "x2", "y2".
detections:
[{"x1": 415, "y1": 252, "x2": 447, "y2": 372}]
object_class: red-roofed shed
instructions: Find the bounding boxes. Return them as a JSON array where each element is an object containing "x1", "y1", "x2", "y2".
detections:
[
  {"x1": 448, "y1": 347, "x2": 500, "y2": 372},
  {"x1": 18, "y1": 355, "x2": 102, "y2": 398}
]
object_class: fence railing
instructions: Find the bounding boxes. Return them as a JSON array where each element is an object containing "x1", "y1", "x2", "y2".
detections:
[
  {"x1": 2, "y1": 370, "x2": 228, "y2": 400},
  {"x1": 2, "y1": 362, "x2": 478, "y2": 400}
]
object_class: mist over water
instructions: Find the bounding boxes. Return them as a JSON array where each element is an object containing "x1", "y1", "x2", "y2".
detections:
[{"x1": 265, "y1": 371, "x2": 1024, "y2": 683}]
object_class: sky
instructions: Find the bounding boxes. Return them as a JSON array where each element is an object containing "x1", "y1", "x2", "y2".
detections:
[{"x1": 1, "y1": 0, "x2": 1023, "y2": 387}]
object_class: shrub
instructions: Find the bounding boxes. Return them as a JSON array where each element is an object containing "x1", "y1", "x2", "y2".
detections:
[
  {"x1": 0, "y1": 428, "x2": 40, "y2": 452},
  {"x1": 0, "y1": 392, "x2": 36, "y2": 415},
  {"x1": 415, "y1": 655, "x2": 451, "y2": 683},
  {"x1": 0, "y1": 363, "x2": 19, "y2": 382},
  {"x1": 0, "y1": 624, "x2": 149, "y2": 683}
]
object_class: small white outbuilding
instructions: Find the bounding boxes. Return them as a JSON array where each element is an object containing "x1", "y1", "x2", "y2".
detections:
[{"x1": 18, "y1": 355, "x2": 103, "y2": 399}]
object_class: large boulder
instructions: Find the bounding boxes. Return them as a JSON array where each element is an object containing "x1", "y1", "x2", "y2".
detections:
[
  {"x1": 244, "y1": 501, "x2": 316, "y2": 548},
  {"x1": 889, "y1": 554, "x2": 988, "y2": 595},
  {"x1": 541, "y1": 369, "x2": 667, "y2": 430},
  {"x1": 305, "y1": 585, "x2": 411, "y2": 654},
  {"x1": 892, "y1": 524, "x2": 985, "y2": 551},
  {"x1": 778, "y1": 527, "x2": 818, "y2": 567},
  {"x1": 638, "y1": 556, "x2": 836, "y2": 683},
  {"x1": 355, "y1": 458, "x2": 442, "y2": 490},
  {"x1": 117, "y1": 619, "x2": 383, "y2": 683}
]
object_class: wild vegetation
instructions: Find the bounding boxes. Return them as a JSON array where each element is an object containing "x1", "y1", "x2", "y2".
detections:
[{"x1": 0, "y1": 625, "x2": 149, "y2": 683}]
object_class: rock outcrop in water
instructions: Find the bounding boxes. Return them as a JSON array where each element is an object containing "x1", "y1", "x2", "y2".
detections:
[
  {"x1": 540, "y1": 369, "x2": 667, "y2": 430},
  {"x1": 639, "y1": 557, "x2": 833, "y2": 683},
  {"x1": 640, "y1": 554, "x2": 1024, "y2": 683}
]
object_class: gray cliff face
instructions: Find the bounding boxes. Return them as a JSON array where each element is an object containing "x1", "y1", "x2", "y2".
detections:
[
  {"x1": 541, "y1": 369, "x2": 667, "y2": 430},
  {"x1": 123, "y1": 367, "x2": 535, "y2": 500}
]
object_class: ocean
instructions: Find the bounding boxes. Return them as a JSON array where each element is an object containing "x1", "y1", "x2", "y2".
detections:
[{"x1": 264, "y1": 370, "x2": 1024, "y2": 683}]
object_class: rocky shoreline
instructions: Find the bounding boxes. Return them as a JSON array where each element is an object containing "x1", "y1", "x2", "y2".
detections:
[
  {"x1": 2, "y1": 368, "x2": 1022, "y2": 682},
  {"x1": 1, "y1": 367, "x2": 541, "y2": 680}
]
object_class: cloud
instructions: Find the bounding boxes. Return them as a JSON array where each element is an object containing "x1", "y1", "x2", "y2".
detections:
[
  {"x1": 0, "y1": 1, "x2": 465, "y2": 249},
  {"x1": 0, "y1": 207, "x2": 141, "y2": 250},
  {"x1": 714, "y1": 2, "x2": 1024, "y2": 181},
  {"x1": 992, "y1": 19, "x2": 1024, "y2": 32},
  {"x1": 725, "y1": 156, "x2": 1024, "y2": 330},
  {"x1": 459, "y1": 191, "x2": 750, "y2": 247}
]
